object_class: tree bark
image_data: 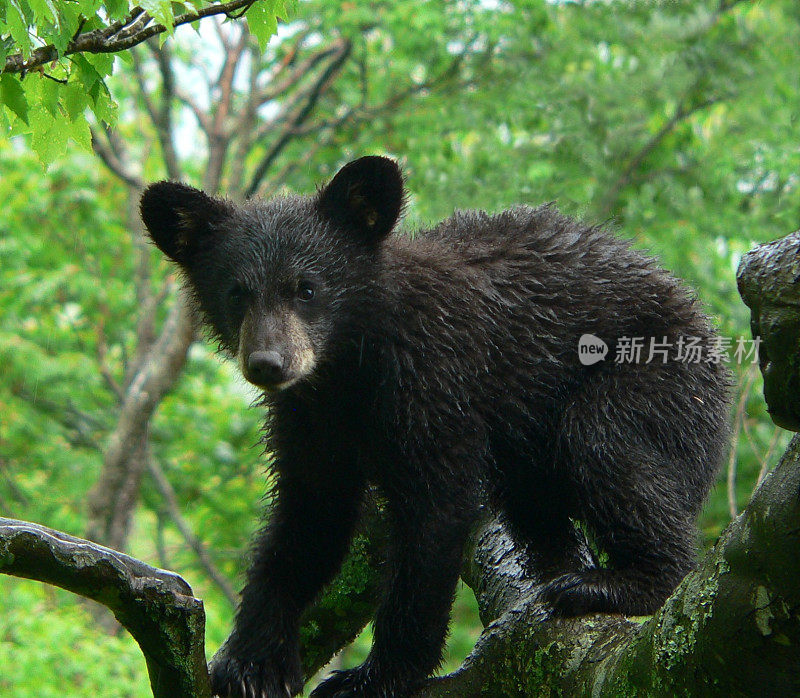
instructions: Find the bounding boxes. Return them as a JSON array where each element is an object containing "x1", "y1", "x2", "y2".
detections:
[
  {"x1": 737, "y1": 230, "x2": 800, "y2": 431},
  {"x1": 1, "y1": 1, "x2": 260, "y2": 76},
  {"x1": 418, "y1": 434, "x2": 800, "y2": 696},
  {"x1": 0, "y1": 504, "x2": 387, "y2": 697},
  {"x1": 5, "y1": 431, "x2": 800, "y2": 695},
  {"x1": 0, "y1": 518, "x2": 210, "y2": 698}
]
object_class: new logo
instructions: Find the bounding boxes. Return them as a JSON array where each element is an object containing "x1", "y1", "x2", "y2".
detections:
[{"x1": 578, "y1": 334, "x2": 608, "y2": 366}]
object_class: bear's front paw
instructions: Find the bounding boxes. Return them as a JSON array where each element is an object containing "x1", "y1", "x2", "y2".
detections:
[
  {"x1": 209, "y1": 645, "x2": 303, "y2": 698},
  {"x1": 309, "y1": 663, "x2": 411, "y2": 698}
]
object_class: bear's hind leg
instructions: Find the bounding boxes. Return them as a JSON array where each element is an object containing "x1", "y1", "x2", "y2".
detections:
[
  {"x1": 543, "y1": 385, "x2": 705, "y2": 617},
  {"x1": 498, "y1": 473, "x2": 598, "y2": 584},
  {"x1": 540, "y1": 516, "x2": 695, "y2": 617}
]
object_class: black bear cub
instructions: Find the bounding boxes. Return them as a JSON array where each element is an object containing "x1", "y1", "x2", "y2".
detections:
[{"x1": 141, "y1": 156, "x2": 730, "y2": 698}]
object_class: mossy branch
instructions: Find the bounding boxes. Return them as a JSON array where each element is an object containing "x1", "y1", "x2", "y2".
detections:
[
  {"x1": 0, "y1": 517, "x2": 210, "y2": 698},
  {"x1": 417, "y1": 434, "x2": 800, "y2": 696}
]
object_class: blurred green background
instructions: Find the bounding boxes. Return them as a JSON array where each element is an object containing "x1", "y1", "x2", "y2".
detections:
[{"x1": 1, "y1": 0, "x2": 798, "y2": 695}]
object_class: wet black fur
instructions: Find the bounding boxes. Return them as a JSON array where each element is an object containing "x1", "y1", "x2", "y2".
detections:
[{"x1": 140, "y1": 157, "x2": 731, "y2": 698}]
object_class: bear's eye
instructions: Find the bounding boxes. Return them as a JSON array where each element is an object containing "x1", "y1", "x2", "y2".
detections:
[
  {"x1": 228, "y1": 283, "x2": 250, "y2": 306},
  {"x1": 296, "y1": 280, "x2": 315, "y2": 302}
]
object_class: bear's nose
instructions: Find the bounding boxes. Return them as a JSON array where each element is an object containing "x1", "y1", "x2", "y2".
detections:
[{"x1": 246, "y1": 350, "x2": 286, "y2": 387}]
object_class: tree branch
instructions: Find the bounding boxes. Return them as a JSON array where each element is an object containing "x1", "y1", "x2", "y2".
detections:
[
  {"x1": 253, "y1": 44, "x2": 343, "y2": 109},
  {"x1": 146, "y1": 458, "x2": 239, "y2": 607},
  {"x1": 244, "y1": 39, "x2": 352, "y2": 198},
  {"x1": 597, "y1": 96, "x2": 719, "y2": 218},
  {"x1": 151, "y1": 43, "x2": 183, "y2": 181},
  {"x1": 86, "y1": 295, "x2": 196, "y2": 546},
  {"x1": 90, "y1": 125, "x2": 145, "y2": 190},
  {"x1": 203, "y1": 26, "x2": 249, "y2": 192},
  {"x1": 0, "y1": 517, "x2": 210, "y2": 698},
  {"x1": 2, "y1": 1, "x2": 260, "y2": 76},
  {"x1": 415, "y1": 429, "x2": 800, "y2": 695},
  {"x1": 252, "y1": 49, "x2": 467, "y2": 198}
]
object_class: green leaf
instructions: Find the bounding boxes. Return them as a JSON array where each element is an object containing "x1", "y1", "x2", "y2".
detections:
[
  {"x1": 247, "y1": 0, "x2": 280, "y2": 51},
  {"x1": 29, "y1": 109, "x2": 67, "y2": 164},
  {"x1": 75, "y1": 0, "x2": 103, "y2": 14},
  {"x1": 0, "y1": 41, "x2": 8, "y2": 75},
  {"x1": 38, "y1": 76, "x2": 60, "y2": 117},
  {"x1": 72, "y1": 54, "x2": 103, "y2": 89},
  {"x1": 141, "y1": 0, "x2": 174, "y2": 30},
  {"x1": 83, "y1": 52, "x2": 115, "y2": 78},
  {"x1": 0, "y1": 73, "x2": 29, "y2": 124},
  {"x1": 53, "y1": 2, "x2": 85, "y2": 53},
  {"x1": 5, "y1": 1, "x2": 31, "y2": 57},
  {"x1": 88, "y1": 81, "x2": 116, "y2": 125},
  {"x1": 28, "y1": 0, "x2": 58, "y2": 24},
  {"x1": 104, "y1": 0, "x2": 129, "y2": 18},
  {"x1": 62, "y1": 82, "x2": 88, "y2": 121},
  {"x1": 67, "y1": 116, "x2": 92, "y2": 152}
]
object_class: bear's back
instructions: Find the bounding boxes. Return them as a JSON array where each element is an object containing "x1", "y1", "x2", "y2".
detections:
[{"x1": 384, "y1": 204, "x2": 705, "y2": 346}]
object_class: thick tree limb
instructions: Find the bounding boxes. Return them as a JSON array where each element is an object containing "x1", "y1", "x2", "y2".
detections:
[
  {"x1": 0, "y1": 518, "x2": 210, "y2": 698},
  {"x1": 298, "y1": 498, "x2": 388, "y2": 678},
  {"x1": 6, "y1": 432, "x2": 800, "y2": 696},
  {"x1": 0, "y1": 503, "x2": 387, "y2": 696},
  {"x1": 1, "y1": 1, "x2": 259, "y2": 76},
  {"x1": 737, "y1": 230, "x2": 800, "y2": 431},
  {"x1": 416, "y1": 430, "x2": 800, "y2": 696}
]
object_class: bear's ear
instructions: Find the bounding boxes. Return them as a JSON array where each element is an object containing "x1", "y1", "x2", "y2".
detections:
[
  {"x1": 140, "y1": 181, "x2": 233, "y2": 265},
  {"x1": 318, "y1": 156, "x2": 404, "y2": 243}
]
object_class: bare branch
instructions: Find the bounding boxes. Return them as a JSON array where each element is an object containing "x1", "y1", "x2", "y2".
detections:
[
  {"x1": 253, "y1": 49, "x2": 464, "y2": 198},
  {"x1": 213, "y1": 25, "x2": 250, "y2": 130},
  {"x1": 130, "y1": 47, "x2": 160, "y2": 124},
  {"x1": 212, "y1": 14, "x2": 234, "y2": 52},
  {"x1": 227, "y1": 37, "x2": 263, "y2": 197},
  {"x1": 147, "y1": 458, "x2": 239, "y2": 607},
  {"x1": 176, "y1": 86, "x2": 213, "y2": 133},
  {"x1": 146, "y1": 42, "x2": 183, "y2": 181},
  {"x1": 256, "y1": 138, "x2": 325, "y2": 197},
  {"x1": 245, "y1": 39, "x2": 352, "y2": 198},
  {"x1": 254, "y1": 44, "x2": 343, "y2": 108},
  {"x1": 97, "y1": 323, "x2": 125, "y2": 402},
  {"x1": 2, "y1": 1, "x2": 260, "y2": 76},
  {"x1": 597, "y1": 96, "x2": 720, "y2": 218},
  {"x1": 90, "y1": 125, "x2": 145, "y2": 190},
  {"x1": 203, "y1": 25, "x2": 250, "y2": 191},
  {"x1": 87, "y1": 296, "x2": 196, "y2": 547}
]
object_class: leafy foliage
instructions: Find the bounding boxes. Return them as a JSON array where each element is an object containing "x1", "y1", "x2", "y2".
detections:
[{"x1": 0, "y1": 1, "x2": 290, "y2": 161}]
